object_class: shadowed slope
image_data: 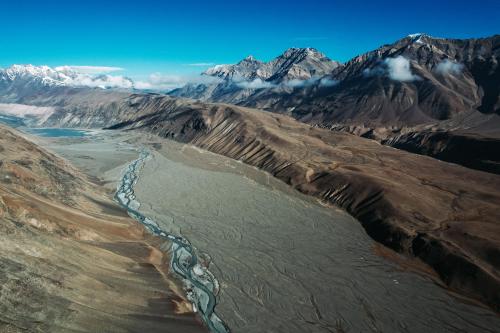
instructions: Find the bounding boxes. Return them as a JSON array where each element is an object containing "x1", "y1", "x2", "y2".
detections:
[{"x1": 107, "y1": 98, "x2": 500, "y2": 311}]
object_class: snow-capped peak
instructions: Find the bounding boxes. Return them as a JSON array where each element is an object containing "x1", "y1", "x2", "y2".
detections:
[
  {"x1": 406, "y1": 33, "x2": 442, "y2": 45},
  {"x1": 243, "y1": 55, "x2": 257, "y2": 62},
  {"x1": 4, "y1": 64, "x2": 70, "y2": 85},
  {"x1": 203, "y1": 64, "x2": 233, "y2": 77},
  {"x1": 203, "y1": 47, "x2": 340, "y2": 83},
  {"x1": 0, "y1": 64, "x2": 134, "y2": 89},
  {"x1": 407, "y1": 33, "x2": 429, "y2": 44},
  {"x1": 407, "y1": 33, "x2": 425, "y2": 38}
]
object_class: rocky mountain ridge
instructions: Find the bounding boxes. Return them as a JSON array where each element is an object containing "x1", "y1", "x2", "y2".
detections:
[
  {"x1": 170, "y1": 34, "x2": 500, "y2": 174},
  {"x1": 204, "y1": 47, "x2": 341, "y2": 82},
  {"x1": 103, "y1": 94, "x2": 500, "y2": 312},
  {"x1": 173, "y1": 34, "x2": 499, "y2": 123},
  {"x1": 0, "y1": 64, "x2": 134, "y2": 92},
  {"x1": 170, "y1": 47, "x2": 341, "y2": 101}
]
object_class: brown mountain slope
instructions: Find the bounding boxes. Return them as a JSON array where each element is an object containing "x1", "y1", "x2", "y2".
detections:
[
  {"x1": 295, "y1": 34, "x2": 500, "y2": 124},
  {"x1": 0, "y1": 125, "x2": 206, "y2": 333},
  {"x1": 1, "y1": 35, "x2": 498, "y2": 174},
  {"x1": 106, "y1": 97, "x2": 500, "y2": 311},
  {"x1": 169, "y1": 34, "x2": 500, "y2": 174},
  {"x1": 180, "y1": 34, "x2": 499, "y2": 126}
]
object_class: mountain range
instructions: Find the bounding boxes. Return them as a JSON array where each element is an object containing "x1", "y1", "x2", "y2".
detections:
[
  {"x1": 170, "y1": 47, "x2": 341, "y2": 102},
  {"x1": 0, "y1": 64, "x2": 134, "y2": 91},
  {"x1": 1, "y1": 33, "x2": 500, "y2": 311},
  {"x1": 1, "y1": 34, "x2": 498, "y2": 173},
  {"x1": 170, "y1": 34, "x2": 500, "y2": 173},
  {"x1": 172, "y1": 34, "x2": 499, "y2": 123}
]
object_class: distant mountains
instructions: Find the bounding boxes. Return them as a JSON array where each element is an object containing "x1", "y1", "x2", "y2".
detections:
[
  {"x1": 170, "y1": 47, "x2": 341, "y2": 103},
  {"x1": 4, "y1": 34, "x2": 498, "y2": 128},
  {"x1": 172, "y1": 34, "x2": 499, "y2": 125},
  {"x1": 204, "y1": 47, "x2": 340, "y2": 82},
  {"x1": 297, "y1": 33, "x2": 500, "y2": 125},
  {"x1": 170, "y1": 34, "x2": 500, "y2": 173},
  {"x1": 1, "y1": 34, "x2": 499, "y2": 173},
  {"x1": 1, "y1": 36, "x2": 500, "y2": 309},
  {"x1": 0, "y1": 64, "x2": 133, "y2": 100}
]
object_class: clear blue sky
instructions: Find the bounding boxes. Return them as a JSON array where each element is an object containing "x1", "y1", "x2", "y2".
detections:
[{"x1": 1, "y1": 0, "x2": 498, "y2": 79}]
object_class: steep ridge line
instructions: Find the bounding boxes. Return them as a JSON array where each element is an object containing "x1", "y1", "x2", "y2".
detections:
[
  {"x1": 106, "y1": 100, "x2": 500, "y2": 311},
  {"x1": 1, "y1": 88, "x2": 499, "y2": 311}
]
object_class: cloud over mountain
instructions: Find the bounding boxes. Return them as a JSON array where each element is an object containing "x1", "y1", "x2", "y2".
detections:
[
  {"x1": 0, "y1": 64, "x2": 133, "y2": 89},
  {"x1": 135, "y1": 72, "x2": 223, "y2": 90},
  {"x1": 363, "y1": 56, "x2": 419, "y2": 81},
  {"x1": 54, "y1": 66, "x2": 124, "y2": 74},
  {"x1": 384, "y1": 56, "x2": 419, "y2": 81},
  {"x1": 237, "y1": 78, "x2": 276, "y2": 89},
  {"x1": 435, "y1": 59, "x2": 464, "y2": 75}
]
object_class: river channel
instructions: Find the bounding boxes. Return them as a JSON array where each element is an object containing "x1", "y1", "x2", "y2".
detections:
[{"x1": 39, "y1": 130, "x2": 500, "y2": 333}]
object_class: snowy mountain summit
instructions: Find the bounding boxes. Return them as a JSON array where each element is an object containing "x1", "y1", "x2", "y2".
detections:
[
  {"x1": 0, "y1": 64, "x2": 134, "y2": 89},
  {"x1": 203, "y1": 47, "x2": 340, "y2": 83}
]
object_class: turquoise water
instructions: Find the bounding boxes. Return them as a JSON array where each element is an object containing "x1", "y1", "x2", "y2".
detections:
[
  {"x1": 23, "y1": 128, "x2": 90, "y2": 137},
  {"x1": 0, "y1": 114, "x2": 25, "y2": 128},
  {"x1": 115, "y1": 150, "x2": 229, "y2": 333},
  {"x1": 0, "y1": 115, "x2": 90, "y2": 137}
]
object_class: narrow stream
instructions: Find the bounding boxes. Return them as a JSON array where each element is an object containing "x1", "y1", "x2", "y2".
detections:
[{"x1": 114, "y1": 149, "x2": 230, "y2": 333}]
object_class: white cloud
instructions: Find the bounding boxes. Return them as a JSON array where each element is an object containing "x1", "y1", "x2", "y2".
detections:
[
  {"x1": 435, "y1": 59, "x2": 463, "y2": 75},
  {"x1": 134, "y1": 72, "x2": 223, "y2": 91},
  {"x1": 384, "y1": 56, "x2": 419, "y2": 81},
  {"x1": 135, "y1": 74, "x2": 185, "y2": 90},
  {"x1": 285, "y1": 78, "x2": 312, "y2": 88},
  {"x1": 285, "y1": 77, "x2": 317, "y2": 88},
  {"x1": 236, "y1": 78, "x2": 275, "y2": 89},
  {"x1": 132, "y1": 72, "x2": 335, "y2": 92},
  {"x1": 319, "y1": 77, "x2": 338, "y2": 87},
  {"x1": 52, "y1": 65, "x2": 132, "y2": 89},
  {"x1": 362, "y1": 56, "x2": 419, "y2": 82},
  {"x1": 69, "y1": 74, "x2": 133, "y2": 89},
  {"x1": 284, "y1": 76, "x2": 338, "y2": 88},
  {"x1": 362, "y1": 66, "x2": 385, "y2": 77},
  {"x1": 132, "y1": 72, "x2": 338, "y2": 92},
  {"x1": 55, "y1": 65, "x2": 124, "y2": 74}
]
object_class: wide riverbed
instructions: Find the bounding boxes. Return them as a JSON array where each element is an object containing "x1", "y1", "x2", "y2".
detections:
[{"x1": 39, "y1": 130, "x2": 500, "y2": 333}]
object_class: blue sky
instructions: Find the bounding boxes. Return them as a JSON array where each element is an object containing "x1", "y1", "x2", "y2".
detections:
[{"x1": 0, "y1": 0, "x2": 499, "y2": 80}]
